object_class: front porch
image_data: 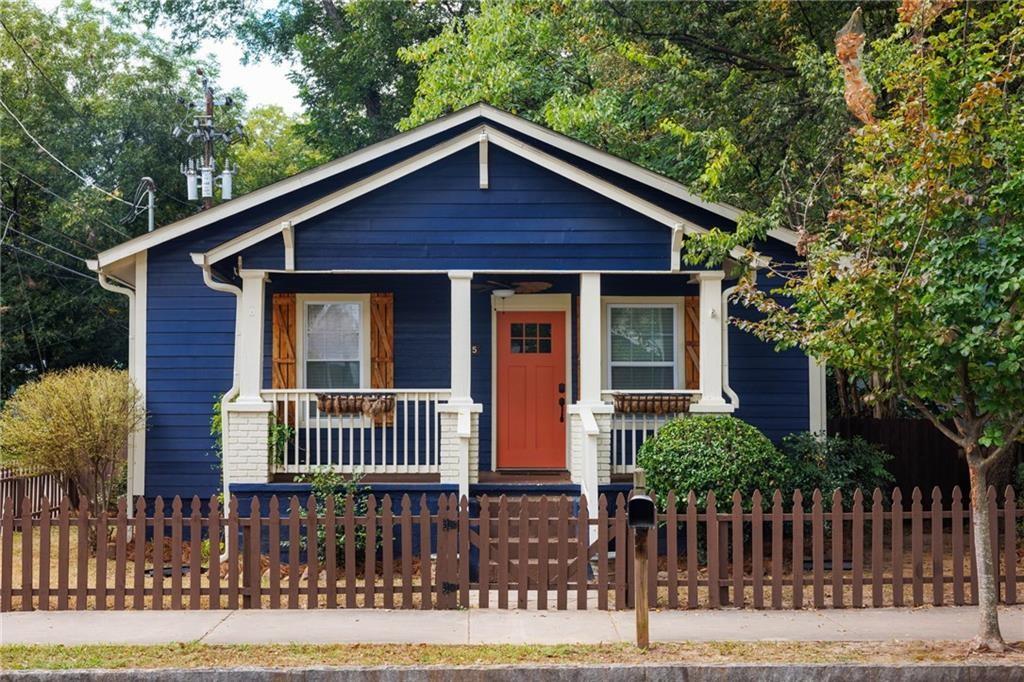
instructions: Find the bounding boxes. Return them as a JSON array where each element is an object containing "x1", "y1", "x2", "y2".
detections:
[{"x1": 222, "y1": 269, "x2": 733, "y2": 498}]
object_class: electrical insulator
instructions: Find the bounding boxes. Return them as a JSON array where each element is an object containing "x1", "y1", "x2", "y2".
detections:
[
  {"x1": 182, "y1": 162, "x2": 198, "y2": 201},
  {"x1": 201, "y1": 166, "x2": 213, "y2": 199},
  {"x1": 220, "y1": 167, "x2": 234, "y2": 200}
]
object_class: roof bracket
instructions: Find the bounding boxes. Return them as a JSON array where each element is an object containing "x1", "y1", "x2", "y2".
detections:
[
  {"x1": 281, "y1": 221, "x2": 294, "y2": 271},
  {"x1": 670, "y1": 225, "x2": 684, "y2": 271},
  {"x1": 479, "y1": 131, "x2": 489, "y2": 189}
]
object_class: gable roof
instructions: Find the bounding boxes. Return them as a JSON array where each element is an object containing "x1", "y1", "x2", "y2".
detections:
[
  {"x1": 195, "y1": 124, "x2": 767, "y2": 270},
  {"x1": 94, "y1": 102, "x2": 795, "y2": 270}
]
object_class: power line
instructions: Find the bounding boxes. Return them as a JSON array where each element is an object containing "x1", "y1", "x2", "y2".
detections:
[
  {"x1": 8, "y1": 226, "x2": 87, "y2": 263},
  {"x1": 0, "y1": 160, "x2": 129, "y2": 237},
  {"x1": 0, "y1": 96, "x2": 134, "y2": 207},
  {"x1": 0, "y1": 204, "x2": 94, "y2": 252},
  {"x1": 9, "y1": 248, "x2": 46, "y2": 369},
  {"x1": 1, "y1": 241, "x2": 96, "y2": 280}
]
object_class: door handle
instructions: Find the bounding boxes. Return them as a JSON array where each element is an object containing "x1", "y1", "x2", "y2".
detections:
[{"x1": 558, "y1": 397, "x2": 566, "y2": 422}]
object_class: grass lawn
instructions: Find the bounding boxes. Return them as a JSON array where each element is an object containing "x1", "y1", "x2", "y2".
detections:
[{"x1": 2, "y1": 641, "x2": 1023, "y2": 670}]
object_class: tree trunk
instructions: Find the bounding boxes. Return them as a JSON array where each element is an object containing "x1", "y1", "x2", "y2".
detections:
[{"x1": 966, "y1": 455, "x2": 1006, "y2": 651}]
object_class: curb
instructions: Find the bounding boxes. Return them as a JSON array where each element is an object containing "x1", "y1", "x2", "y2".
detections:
[{"x1": 4, "y1": 665, "x2": 1024, "y2": 681}]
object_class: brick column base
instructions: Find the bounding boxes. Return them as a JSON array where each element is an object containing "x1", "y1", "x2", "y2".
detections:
[
  {"x1": 224, "y1": 403, "x2": 272, "y2": 485},
  {"x1": 438, "y1": 404, "x2": 482, "y2": 495},
  {"x1": 569, "y1": 405, "x2": 613, "y2": 499}
]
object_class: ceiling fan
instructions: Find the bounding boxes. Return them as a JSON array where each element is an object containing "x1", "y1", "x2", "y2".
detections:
[{"x1": 472, "y1": 280, "x2": 553, "y2": 294}]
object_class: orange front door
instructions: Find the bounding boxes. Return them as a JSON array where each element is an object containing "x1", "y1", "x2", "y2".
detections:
[{"x1": 496, "y1": 311, "x2": 567, "y2": 469}]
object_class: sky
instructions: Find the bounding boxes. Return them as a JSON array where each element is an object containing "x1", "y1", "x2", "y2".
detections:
[{"x1": 35, "y1": 0, "x2": 303, "y2": 115}]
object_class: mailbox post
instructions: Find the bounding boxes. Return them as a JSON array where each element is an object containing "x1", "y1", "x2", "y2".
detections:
[{"x1": 628, "y1": 469, "x2": 656, "y2": 649}]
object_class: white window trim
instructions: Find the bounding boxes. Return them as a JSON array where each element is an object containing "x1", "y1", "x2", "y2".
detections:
[
  {"x1": 295, "y1": 293, "x2": 372, "y2": 390},
  {"x1": 601, "y1": 298, "x2": 684, "y2": 391}
]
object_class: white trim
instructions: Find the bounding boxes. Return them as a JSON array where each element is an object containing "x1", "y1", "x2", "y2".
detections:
[
  {"x1": 490, "y1": 293, "x2": 573, "y2": 471},
  {"x1": 768, "y1": 227, "x2": 800, "y2": 247},
  {"x1": 132, "y1": 252, "x2": 147, "y2": 496},
  {"x1": 449, "y1": 271, "x2": 474, "y2": 403},
  {"x1": 601, "y1": 298, "x2": 683, "y2": 391},
  {"x1": 295, "y1": 293, "x2": 372, "y2": 390},
  {"x1": 479, "y1": 132, "x2": 489, "y2": 189},
  {"x1": 96, "y1": 102, "x2": 797, "y2": 270},
  {"x1": 281, "y1": 222, "x2": 295, "y2": 271},
  {"x1": 809, "y1": 357, "x2": 827, "y2": 434},
  {"x1": 237, "y1": 271, "x2": 269, "y2": 404},
  {"x1": 200, "y1": 125, "x2": 769, "y2": 269},
  {"x1": 246, "y1": 268, "x2": 717, "y2": 275},
  {"x1": 696, "y1": 272, "x2": 726, "y2": 407}
]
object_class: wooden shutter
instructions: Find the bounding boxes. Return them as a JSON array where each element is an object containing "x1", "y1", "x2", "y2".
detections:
[
  {"x1": 370, "y1": 293, "x2": 394, "y2": 425},
  {"x1": 272, "y1": 293, "x2": 297, "y2": 389},
  {"x1": 683, "y1": 296, "x2": 700, "y2": 390}
]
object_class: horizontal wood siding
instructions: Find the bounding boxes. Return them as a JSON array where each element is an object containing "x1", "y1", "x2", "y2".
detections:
[
  {"x1": 238, "y1": 146, "x2": 674, "y2": 272},
  {"x1": 730, "y1": 240, "x2": 810, "y2": 441}
]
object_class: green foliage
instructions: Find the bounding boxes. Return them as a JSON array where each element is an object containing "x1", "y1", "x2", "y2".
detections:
[
  {"x1": 209, "y1": 394, "x2": 224, "y2": 462},
  {"x1": 268, "y1": 418, "x2": 294, "y2": 467},
  {"x1": 778, "y1": 432, "x2": 894, "y2": 502},
  {"x1": 636, "y1": 415, "x2": 788, "y2": 510},
  {"x1": 298, "y1": 469, "x2": 378, "y2": 566},
  {"x1": 227, "y1": 105, "x2": 327, "y2": 195},
  {"x1": 0, "y1": 366, "x2": 144, "y2": 514},
  {"x1": 733, "y1": 2, "x2": 1024, "y2": 462},
  {"x1": 0, "y1": 0, "x2": 242, "y2": 393},
  {"x1": 120, "y1": 0, "x2": 473, "y2": 157}
]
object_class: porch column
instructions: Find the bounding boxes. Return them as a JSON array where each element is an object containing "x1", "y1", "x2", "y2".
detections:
[
  {"x1": 569, "y1": 272, "x2": 613, "y2": 506},
  {"x1": 224, "y1": 270, "x2": 272, "y2": 485},
  {"x1": 439, "y1": 271, "x2": 482, "y2": 497},
  {"x1": 237, "y1": 270, "x2": 269, "y2": 405},
  {"x1": 696, "y1": 271, "x2": 726, "y2": 408}
]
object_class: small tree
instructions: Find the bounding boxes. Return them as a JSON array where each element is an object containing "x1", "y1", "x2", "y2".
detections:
[
  {"x1": 1, "y1": 366, "x2": 145, "y2": 521},
  {"x1": 719, "y1": 3, "x2": 1023, "y2": 651}
]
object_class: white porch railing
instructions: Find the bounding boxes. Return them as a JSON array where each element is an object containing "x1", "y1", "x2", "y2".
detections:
[
  {"x1": 262, "y1": 389, "x2": 451, "y2": 475},
  {"x1": 602, "y1": 390, "x2": 699, "y2": 475}
]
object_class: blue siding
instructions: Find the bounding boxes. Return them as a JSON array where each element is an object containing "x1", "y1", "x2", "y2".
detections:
[
  {"x1": 730, "y1": 239, "x2": 810, "y2": 441},
  {"x1": 238, "y1": 146, "x2": 675, "y2": 272}
]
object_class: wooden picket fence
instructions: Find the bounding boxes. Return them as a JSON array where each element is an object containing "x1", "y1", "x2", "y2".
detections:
[
  {"x1": 1, "y1": 486, "x2": 1020, "y2": 612},
  {"x1": 0, "y1": 467, "x2": 64, "y2": 519}
]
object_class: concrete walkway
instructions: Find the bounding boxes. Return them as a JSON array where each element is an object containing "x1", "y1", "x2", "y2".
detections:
[{"x1": 2, "y1": 606, "x2": 1021, "y2": 646}]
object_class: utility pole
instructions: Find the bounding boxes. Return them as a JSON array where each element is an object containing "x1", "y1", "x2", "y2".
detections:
[
  {"x1": 142, "y1": 177, "x2": 155, "y2": 232},
  {"x1": 174, "y1": 68, "x2": 242, "y2": 209}
]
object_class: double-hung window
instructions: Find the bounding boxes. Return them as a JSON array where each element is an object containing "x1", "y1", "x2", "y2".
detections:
[
  {"x1": 300, "y1": 296, "x2": 369, "y2": 389},
  {"x1": 607, "y1": 304, "x2": 677, "y2": 390}
]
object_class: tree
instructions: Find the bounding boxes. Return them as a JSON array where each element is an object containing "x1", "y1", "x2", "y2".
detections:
[
  {"x1": 0, "y1": 366, "x2": 145, "y2": 527},
  {"x1": 0, "y1": 0, "x2": 241, "y2": 393},
  {"x1": 119, "y1": 0, "x2": 476, "y2": 156},
  {"x1": 227, "y1": 105, "x2": 327, "y2": 195},
  {"x1": 732, "y1": 1, "x2": 1024, "y2": 650}
]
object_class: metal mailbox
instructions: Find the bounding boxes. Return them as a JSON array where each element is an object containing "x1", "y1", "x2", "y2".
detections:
[{"x1": 627, "y1": 494, "x2": 657, "y2": 529}]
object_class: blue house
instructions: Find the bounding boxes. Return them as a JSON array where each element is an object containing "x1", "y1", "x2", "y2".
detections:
[{"x1": 88, "y1": 104, "x2": 824, "y2": 506}]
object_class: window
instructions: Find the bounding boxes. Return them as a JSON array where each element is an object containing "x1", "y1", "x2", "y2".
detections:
[
  {"x1": 607, "y1": 305, "x2": 676, "y2": 389},
  {"x1": 303, "y1": 300, "x2": 364, "y2": 389},
  {"x1": 510, "y1": 322, "x2": 552, "y2": 354}
]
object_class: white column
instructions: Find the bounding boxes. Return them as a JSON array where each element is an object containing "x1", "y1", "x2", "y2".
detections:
[
  {"x1": 237, "y1": 270, "x2": 268, "y2": 405},
  {"x1": 697, "y1": 271, "x2": 726, "y2": 407},
  {"x1": 579, "y1": 272, "x2": 602, "y2": 405},
  {"x1": 448, "y1": 271, "x2": 473, "y2": 403},
  {"x1": 130, "y1": 252, "x2": 147, "y2": 497}
]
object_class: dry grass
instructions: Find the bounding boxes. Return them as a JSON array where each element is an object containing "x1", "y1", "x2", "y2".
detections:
[{"x1": 2, "y1": 640, "x2": 1023, "y2": 671}]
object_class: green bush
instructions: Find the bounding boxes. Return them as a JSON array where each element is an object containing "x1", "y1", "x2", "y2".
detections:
[
  {"x1": 777, "y1": 432, "x2": 894, "y2": 503},
  {"x1": 636, "y1": 415, "x2": 789, "y2": 511}
]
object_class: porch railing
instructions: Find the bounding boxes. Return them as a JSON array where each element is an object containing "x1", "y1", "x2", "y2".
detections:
[
  {"x1": 261, "y1": 389, "x2": 451, "y2": 476},
  {"x1": 603, "y1": 390, "x2": 698, "y2": 475}
]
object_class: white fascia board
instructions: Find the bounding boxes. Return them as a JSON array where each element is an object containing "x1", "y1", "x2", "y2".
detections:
[
  {"x1": 94, "y1": 104, "x2": 490, "y2": 270},
  {"x1": 203, "y1": 127, "x2": 486, "y2": 265}
]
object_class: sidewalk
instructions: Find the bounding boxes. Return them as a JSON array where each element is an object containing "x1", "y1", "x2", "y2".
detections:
[{"x1": 2, "y1": 605, "x2": 1021, "y2": 646}]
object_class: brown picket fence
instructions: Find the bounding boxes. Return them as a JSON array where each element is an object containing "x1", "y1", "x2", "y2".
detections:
[
  {"x1": 0, "y1": 467, "x2": 65, "y2": 519},
  {"x1": 1, "y1": 486, "x2": 1020, "y2": 612}
]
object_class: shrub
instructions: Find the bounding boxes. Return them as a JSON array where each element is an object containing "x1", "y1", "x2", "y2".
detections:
[
  {"x1": 636, "y1": 415, "x2": 789, "y2": 510},
  {"x1": 777, "y1": 432, "x2": 894, "y2": 503},
  {"x1": 298, "y1": 468, "x2": 379, "y2": 566},
  {"x1": 0, "y1": 366, "x2": 144, "y2": 517}
]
